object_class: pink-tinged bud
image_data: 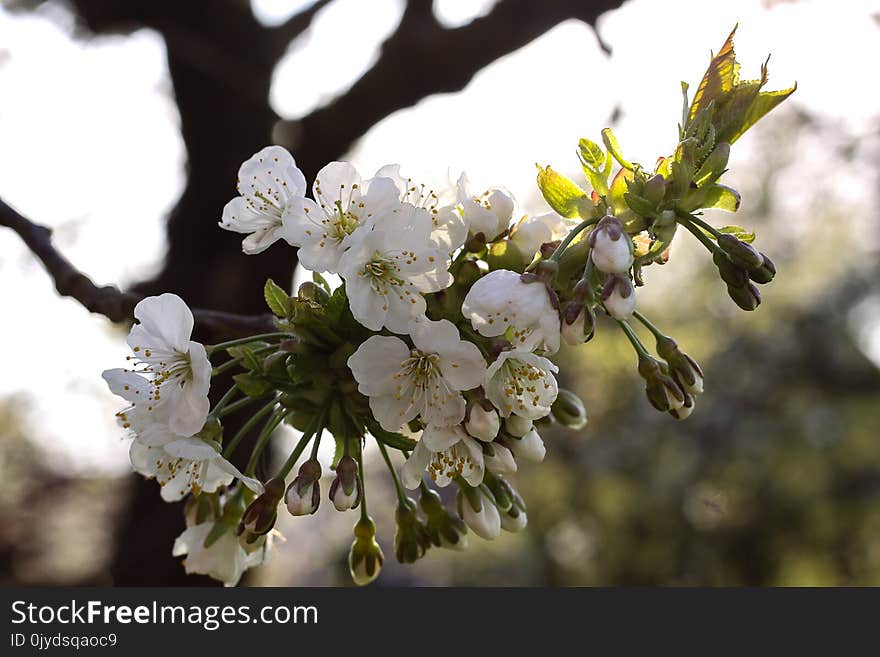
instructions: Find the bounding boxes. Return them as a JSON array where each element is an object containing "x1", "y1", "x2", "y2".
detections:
[
  {"x1": 285, "y1": 459, "x2": 321, "y2": 516},
  {"x1": 329, "y1": 455, "x2": 361, "y2": 512},
  {"x1": 504, "y1": 415, "x2": 533, "y2": 438},
  {"x1": 237, "y1": 477, "x2": 284, "y2": 545},
  {"x1": 589, "y1": 215, "x2": 633, "y2": 274},
  {"x1": 465, "y1": 404, "x2": 500, "y2": 442},
  {"x1": 601, "y1": 275, "x2": 636, "y2": 320}
]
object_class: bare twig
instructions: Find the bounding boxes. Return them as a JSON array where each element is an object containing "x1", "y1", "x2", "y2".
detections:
[{"x1": 0, "y1": 199, "x2": 274, "y2": 340}]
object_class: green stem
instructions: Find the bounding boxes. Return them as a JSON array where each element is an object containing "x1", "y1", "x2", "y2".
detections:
[
  {"x1": 676, "y1": 212, "x2": 721, "y2": 254},
  {"x1": 616, "y1": 319, "x2": 652, "y2": 360},
  {"x1": 222, "y1": 400, "x2": 277, "y2": 458},
  {"x1": 210, "y1": 384, "x2": 239, "y2": 416},
  {"x1": 244, "y1": 408, "x2": 288, "y2": 476},
  {"x1": 276, "y1": 418, "x2": 320, "y2": 480},
  {"x1": 685, "y1": 212, "x2": 723, "y2": 238},
  {"x1": 354, "y1": 434, "x2": 369, "y2": 519},
  {"x1": 206, "y1": 333, "x2": 291, "y2": 356},
  {"x1": 211, "y1": 344, "x2": 277, "y2": 377},
  {"x1": 632, "y1": 310, "x2": 666, "y2": 341},
  {"x1": 217, "y1": 393, "x2": 271, "y2": 418},
  {"x1": 547, "y1": 217, "x2": 600, "y2": 263},
  {"x1": 377, "y1": 439, "x2": 408, "y2": 506}
]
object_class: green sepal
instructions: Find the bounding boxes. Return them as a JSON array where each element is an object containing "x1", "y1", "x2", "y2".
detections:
[{"x1": 232, "y1": 372, "x2": 273, "y2": 397}]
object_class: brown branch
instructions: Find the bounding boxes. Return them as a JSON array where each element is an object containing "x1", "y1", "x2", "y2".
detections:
[
  {"x1": 0, "y1": 199, "x2": 274, "y2": 341},
  {"x1": 278, "y1": 0, "x2": 624, "y2": 174}
]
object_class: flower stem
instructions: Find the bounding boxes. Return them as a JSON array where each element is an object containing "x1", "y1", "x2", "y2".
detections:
[
  {"x1": 684, "y1": 212, "x2": 723, "y2": 238},
  {"x1": 632, "y1": 310, "x2": 666, "y2": 341},
  {"x1": 547, "y1": 217, "x2": 600, "y2": 263},
  {"x1": 244, "y1": 408, "x2": 288, "y2": 476},
  {"x1": 675, "y1": 211, "x2": 721, "y2": 254},
  {"x1": 217, "y1": 393, "x2": 271, "y2": 418},
  {"x1": 206, "y1": 333, "x2": 291, "y2": 357},
  {"x1": 276, "y1": 410, "x2": 325, "y2": 480},
  {"x1": 616, "y1": 319, "x2": 652, "y2": 360},
  {"x1": 222, "y1": 399, "x2": 277, "y2": 458},
  {"x1": 210, "y1": 384, "x2": 239, "y2": 416},
  {"x1": 377, "y1": 439, "x2": 408, "y2": 506},
  {"x1": 354, "y1": 434, "x2": 369, "y2": 520},
  {"x1": 211, "y1": 344, "x2": 277, "y2": 376}
]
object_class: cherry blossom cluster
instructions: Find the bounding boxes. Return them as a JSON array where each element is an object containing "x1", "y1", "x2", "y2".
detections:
[{"x1": 100, "y1": 29, "x2": 792, "y2": 585}]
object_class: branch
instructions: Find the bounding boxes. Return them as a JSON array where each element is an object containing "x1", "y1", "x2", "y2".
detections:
[
  {"x1": 278, "y1": 0, "x2": 624, "y2": 171},
  {"x1": 0, "y1": 199, "x2": 274, "y2": 340},
  {"x1": 267, "y1": 0, "x2": 335, "y2": 55}
]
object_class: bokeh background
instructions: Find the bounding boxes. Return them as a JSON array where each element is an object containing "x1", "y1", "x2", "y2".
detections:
[{"x1": 1, "y1": 0, "x2": 879, "y2": 586}]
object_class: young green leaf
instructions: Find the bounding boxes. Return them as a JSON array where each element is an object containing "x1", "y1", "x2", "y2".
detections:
[
  {"x1": 536, "y1": 165, "x2": 588, "y2": 218},
  {"x1": 264, "y1": 279, "x2": 292, "y2": 318}
]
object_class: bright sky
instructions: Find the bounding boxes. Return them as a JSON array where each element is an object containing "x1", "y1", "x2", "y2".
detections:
[{"x1": 0, "y1": 0, "x2": 878, "y2": 475}]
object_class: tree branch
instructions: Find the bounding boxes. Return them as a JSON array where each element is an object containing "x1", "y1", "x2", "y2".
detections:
[
  {"x1": 277, "y1": 0, "x2": 623, "y2": 175},
  {"x1": 0, "y1": 199, "x2": 274, "y2": 340}
]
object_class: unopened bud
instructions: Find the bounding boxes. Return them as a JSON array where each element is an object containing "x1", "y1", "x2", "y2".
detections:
[
  {"x1": 501, "y1": 505, "x2": 528, "y2": 532},
  {"x1": 670, "y1": 391, "x2": 696, "y2": 420},
  {"x1": 484, "y1": 473, "x2": 516, "y2": 512},
  {"x1": 482, "y1": 441, "x2": 517, "y2": 474},
  {"x1": 748, "y1": 253, "x2": 776, "y2": 285},
  {"x1": 394, "y1": 497, "x2": 431, "y2": 564},
  {"x1": 285, "y1": 459, "x2": 322, "y2": 516},
  {"x1": 589, "y1": 215, "x2": 634, "y2": 274},
  {"x1": 713, "y1": 250, "x2": 749, "y2": 287},
  {"x1": 457, "y1": 486, "x2": 501, "y2": 541},
  {"x1": 465, "y1": 404, "x2": 500, "y2": 441},
  {"x1": 551, "y1": 389, "x2": 588, "y2": 429},
  {"x1": 726, "y1": 281, "x2": 762, "y2": 311},
  {"x1": 508, "y1": 428, "x2": 546, "y2": 462},
  {"x1": 329, "y1": 455, "x2": 361, "y2": 512},
  {"x1": 643, "y1": 174, "x2": 666, "y2": 206},
  {"x1": 297, "y1": 280, "x2": 329, "y2": 304},
  {"x1": 717, "y1": 234, "x2": 763, "y2": 270},
  {"x1": 656, "y1": 336, "x2": 704, "y2": 395},
  {"x1": 639, "y1": 356, "x2": 685, "y2": 413},
  {"x1": 419, "y1": 487, "x2": 468, "y2": 550},
  {"x1": 561, "y1": 302, "x2": 595, "y2": 346},
  {"x1": 504, "y1": 415, "x2": 533, "y2": 438},
  {"x1": 349, "y1": 516, "x2": 384, "y2": 586},
  {"x1": 237, "y1": 477, "x2": 284, "y2": 544},
  {"x1": 601, "y1": 274, "x2": 636, "y2": 320}
]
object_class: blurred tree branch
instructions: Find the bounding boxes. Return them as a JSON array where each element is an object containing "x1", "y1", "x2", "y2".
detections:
[{"x1": 0, "y1": 199, "x2": 275, "y2": 340}]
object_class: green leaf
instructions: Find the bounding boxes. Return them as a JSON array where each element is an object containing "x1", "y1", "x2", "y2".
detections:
[
  {"x1": 264, "y1": 279, "x2": 292, "y2": 318},
  {"x1": 578, "y1": 137, "x2": 605, "y2": 170},
  {"x1": 232, "y1": 372, "x2": 272, "y2": 397},
  {"x1": 312, "y1": 271, "x2": 331, "y2": 293},
  {"x1": 727, "y1": 83, "x2": 797, "y2": 144},
  {"x1": 601, "y1": 128, "x2": 633, "y2": 171},
  {"x1": 367, "y1": 422, "x2": 417, "y2": 451},
  {"x1": 700, "y1": 184, "x2": 741, "y2": 212},
  {"x1": 227, "y1": 341, "x2": 270, "y2": 370},
  {"x1": 536, "y1": 165, "x2": 588, "y2": 218},
  {"x1": 719, "y1": 225, "x2": 756, "y2": 242},
  {"x1": 689, "y1": 26, "x2": 740, "y2": 124}
]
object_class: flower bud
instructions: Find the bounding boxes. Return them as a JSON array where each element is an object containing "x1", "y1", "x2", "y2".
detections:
[
  {"x1": 713, "y1": 250, "x2": 749, "y2": 287},
  {"x1": 419, "y1": 487, "x2": 468, "y2": 550},
  {"x1": 457, "y1": 486, "x2": 501, "y2": 541},
  {"x1": 589, "y1": 215, "x2": 634, "y2": 274},
  {"x1": 501, "y1": 505, "x2": 528, "y2": 532},
  {"x1": 748, "y1": 253, "x2": 776, "y2": 284},
  {"x1": 184, "y1": 492, "x2": 221, "y2": 528},
  {"x1": 551, "y1": 388, "x2": 588, "y2": 429},
  {"x1": 349, "y1": 516, "x2": 384, "y2": 586},
  {"x1": 642, "y1": 174, "x2": 666, "y2": 206},
  {"x1": 601, "y1": 274, "x2": 636, "y2": 320},
  {"x1": 329, "y1": 455, "x2": 361, "y2": 512},
  {"x1": 509, "y1": 428, "x2": 546, "y2": 462},
  {"x1": 504, "y1": 415, "x2": 533, "y2": 438},
  {"x1": 285, "y1": 459, "x2": 322, "y2": 516},
  {"x1": 297, "y1": 280, "x2": 329, "y2": 304},
  {"x1": 656, "y1": 336, "x2": 704, "y2": 395},
  {"x1": 716, "y1": 234, "x2": 763, "y2": 270},
  {"x1": 726, "y1": 280, "x2": 762, "y2": 311},
  {"x1": 483, "y1": 473, "x2": 516, "y2": 512},
  {"x1": 393, "y1": 497, "x2": 432, "y2": 564},
  {"x1": 237, "y1": 477, "x2": 284, "y2": 545},
  {"x1": 465, "y1": 404, "x2": 500, "y2": 442},
  {"x1": 638, "y1": 356, "x2": 685, "y2": 413},
  {"x1": 482, "y1": 441, "x2": 517, "y2": 474},
  {"x1": 670, "y1": 391, "x2": 695, "y2": 420},
  {"x1": 561, "y1": 302, "x2": 595, "y2": 346}
]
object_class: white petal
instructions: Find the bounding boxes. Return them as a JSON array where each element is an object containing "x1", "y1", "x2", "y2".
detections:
[
  {"x1": 401, "y1": 441, "x2": 431, "y2": 489},
  {"x1": 313, "y1": 161, "x2": 361, "y2": 214}
]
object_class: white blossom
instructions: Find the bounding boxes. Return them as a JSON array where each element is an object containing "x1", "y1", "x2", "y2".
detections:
[
  {"x1": 347, "y1": 317, "x2": 485, "y2": 431},
  {"x1": 280, "y1": 161, "x2": 400, "y2": 272},
  {"x1": 220, "y1": 146, "x2": 307, "y2": 254},
  {"x1": 459, "y1": 487, "x2": 501, "y2": 540},
  {"x1": 509, "y1": 428, "x2": 546, "y2": 463},
  {"x1": 510, "y1": 212, "x2": 571, "y2": 260},
  {"x1": 590, "y1": 216, "x2": 634, "y2": 274},
  {"x1": 104, "y1": 293, "x2": 211, "y2": 437},
  {"x1": 338, "y1": 205, "x2": 453, "y2": 333},
  {"x1": 602, "y1": 275, "x2": 636, "y2": 320},
  {"x1": 457, "y1": 173, "x2": 515, "y2": 241},
  {"x1": 484, "y1": 350, "x2": 559, "y2": 420},
  {"x1": 129, "y1": 439, "x2": 262, "y2": 502},
  {"x1": 401, "y1": 425, "x2": 485, "y2": 489},
  {"x1": 462, "y1": 269, "x2": 560, "y2": 354},
  {"x1": 465, "y1": 405, "x2": 500, "y2": 441},
  {"x1": 376, "y1": 164, "x2": 466, "y2": 252},
  {"x1": 173, "y1": 520, "x2": 268, "y2": 587}
]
